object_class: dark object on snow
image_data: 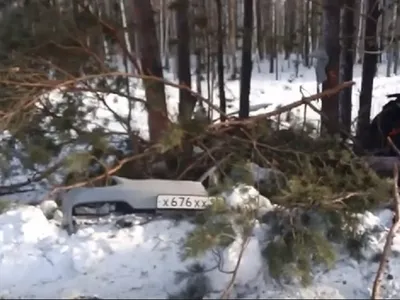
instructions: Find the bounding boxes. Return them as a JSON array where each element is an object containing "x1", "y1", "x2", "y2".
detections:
[
  {"x1": 115, "y1": 217, "x2": 134, "y2": 228},
  {"x1": 365, "y1": 93, "x2": 400, "y2": 156}
]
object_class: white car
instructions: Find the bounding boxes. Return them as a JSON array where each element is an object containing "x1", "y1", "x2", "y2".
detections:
[{"x1": 60, "y1": 176, "x2": 219, "y2": 234}]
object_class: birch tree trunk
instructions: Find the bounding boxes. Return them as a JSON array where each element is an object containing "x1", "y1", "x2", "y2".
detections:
[{"x1": 357, "y1": 0, "x2": 366, "y2": 63}]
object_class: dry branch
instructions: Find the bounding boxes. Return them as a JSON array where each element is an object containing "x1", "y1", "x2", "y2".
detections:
[
  {"x1": 210, "y1": 81, "x2": 355, "y2": 129},
  {"x1": 0, "y1": 70, "x2": 227, "y2": 126},
  {"x1": 219, "y1": 220, "x2": 255, "y2": 299}
]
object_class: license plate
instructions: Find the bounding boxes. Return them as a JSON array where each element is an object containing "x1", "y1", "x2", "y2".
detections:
[{"x1": 156, "y1": 195, "x2": 214, "y2": 210}]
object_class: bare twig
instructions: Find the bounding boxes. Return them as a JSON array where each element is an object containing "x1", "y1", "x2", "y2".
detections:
[{"x1": 220, "y1": 236, "x2": 251, "y2": 299}]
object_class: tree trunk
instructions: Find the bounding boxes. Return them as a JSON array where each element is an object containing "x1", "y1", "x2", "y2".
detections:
[
  {"x1": 255, "y1": 0, "x2": 264, "y2": 60},
  {"x1": 340, "y1": 0, "x2": 356, "y2": 136},
  {"x1": 321, "y1": 0, "x2": 341, "y2": 135},
  {"x1": 229, "y1": 0, "x2": 238, "y2": 79},
  {"x1": 379, "y1": 0, "x2": 386, "y2": 63},
  {"x1": 386, "y1": 0, "x2": 396, "y2": 77},
  {"x1": 176, "y1": 0, "x2": 196, "y2": 123},
  {"x1": 274, "y1": 0, "x2": 279, "y2": 79},
  {"x1": 357, "y1": 0, "x2": 366, "y2": 63},
  {"x1": 283, "y1": 0, "x2": 289, "y2": 59},
  {"x1": 123, "y1": 0, "x2": 136, "y2": 62},
  {"x1": 133, "y1": 0, "x2": 169, "y2": 142},
  {"x1": 310, "y1": 0, "x2": 319, "y2": 51},
  {"x1": 268, "y1": 0, "x2": 274, "y2": 74},
  {"x1": 356, "y1": 0, "x2": 380, "y2": 148},
  {"x1": 304, "y1": 0, "x2": 310, "y2": 67},
  {"x1": 215, "y1": 0, "x2": 226, "y2": 121},
  {"x1": 239, "y1": 0, "x2": 253, "y2": 118},
  {"x1": 393, "y1": 1, "x2": 400, "y2": 74},
  {"x1": 297, "y1": 0, "x2": 305, "y2": 64}
]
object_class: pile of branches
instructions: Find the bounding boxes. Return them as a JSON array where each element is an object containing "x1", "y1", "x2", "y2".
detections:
[
  {"x1": 1, "y1": 79, "x2": 397, "y2": 295},
  {"x1": 0, "y1": 80, "x2": 393, "y2": 217},
  {"x1": 47, "y1": 81, "x2": 392, "y2": 217}
]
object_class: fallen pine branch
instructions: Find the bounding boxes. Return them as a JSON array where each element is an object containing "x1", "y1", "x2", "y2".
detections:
[{"x1": 41, "y1": 80, "x2": 355, "y2": 200}]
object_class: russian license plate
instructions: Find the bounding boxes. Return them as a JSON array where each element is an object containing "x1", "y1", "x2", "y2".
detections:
[{"x1": 156, "y1": 195, "x2": 214, "y2": 210}]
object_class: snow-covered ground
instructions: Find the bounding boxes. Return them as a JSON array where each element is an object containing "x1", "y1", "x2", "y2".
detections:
[
  {"x1": 0, "y1": 190, "x2": 399, "y2": 299},
  {"x1": 2, "y1": 60, "x2": 400, "y2": 298}
]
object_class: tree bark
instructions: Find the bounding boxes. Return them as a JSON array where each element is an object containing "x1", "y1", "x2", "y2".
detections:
[
  {"x1": 176, "y1": 0, "x2": 196, "y2": 123},
  {"x1": 133, "y1": 0, "x2": 169, "y2": 142}
]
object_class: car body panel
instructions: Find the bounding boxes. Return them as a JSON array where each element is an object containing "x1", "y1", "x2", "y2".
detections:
[{"x1": 61, "y1": 176, "x2": 210, "y2": 234}]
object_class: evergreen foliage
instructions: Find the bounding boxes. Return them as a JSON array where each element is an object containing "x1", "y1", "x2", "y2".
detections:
[
  {"x1": 0, "y1": 2, "x2": 133, "y2": 190},
  {"x1": 183, "y1": 121, "x2": 392, "y2": 287}
]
